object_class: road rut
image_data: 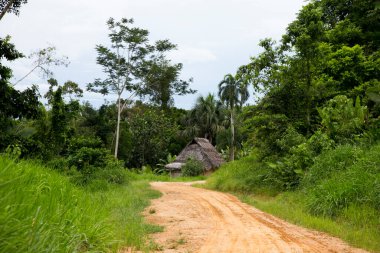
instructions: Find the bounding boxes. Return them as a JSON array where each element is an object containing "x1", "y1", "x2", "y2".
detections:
[{"x1": 143, "y1": 181, "x2": 368, "y2": 253}]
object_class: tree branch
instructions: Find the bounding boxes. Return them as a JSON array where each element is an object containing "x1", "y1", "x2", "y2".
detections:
[{"x1": 0, "y1": 0, "x2": 17, "y2": 21}]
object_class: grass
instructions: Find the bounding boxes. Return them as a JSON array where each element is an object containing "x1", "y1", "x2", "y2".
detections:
[
  {"x1": 206, "y1": 155, "x2": 279, "y2": 195},
  {"x1": 0, "y1": 156, "x2": 162, "y2": 252},
  {"x1": 127, "y1": 171, "x2": 206, "y2": 182},
  {"x1": 239, "y1": 192, "x2": 380, "y2": 252}
]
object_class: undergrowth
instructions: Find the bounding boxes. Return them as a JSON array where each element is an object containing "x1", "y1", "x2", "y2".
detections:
[{"x1": 0, "y1": 156, "x2": 162, "y2": 252}]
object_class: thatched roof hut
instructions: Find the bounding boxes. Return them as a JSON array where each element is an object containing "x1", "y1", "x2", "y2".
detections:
[{"x1": 165, "y1": 138, "x2": 224, "y2": 176}]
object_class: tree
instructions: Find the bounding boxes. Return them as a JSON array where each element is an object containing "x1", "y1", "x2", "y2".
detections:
[
  {"x1": 139, "y1": 40, "x2": 196, "y2": 110},
  {"x1": 44, "y1": 78, "x2": 81, "y2": 156},
  {"x1": 44, "y1": 79, "x2": 83, "y2": 102},
  {"x1": 140, "y1": 59, "x2": 195, "y2": 110},
  {"x1": 87, "y1": 18, "x2": 154, "y2": 158},
  {"x1": 0, "y1": 36, "x2": 40, "y2": 128},
  {"x1": 185, "y1": 94, "x2": 223, "y2": 144},
  {"x1": 129, "y1": 108, "x2": 177, "y2": 167},
  {"x1": 14, "y1": 46, "x2": 69, "y2": 86},
  {"x1": 218, "y1": 74, "x2": 249, "y2": 161},
  {"x1": 0, "y1": 0, "x2": 27, "y2": 21},
  {"x1": 282, "y1": 3, "x2": 326, "y2": 135},
  {"x1": 0, "y1": 36, "x2": 41, "y2": 154},
  {"x1": 237, "y1": 38, "x2": 284, "y2": 93}
]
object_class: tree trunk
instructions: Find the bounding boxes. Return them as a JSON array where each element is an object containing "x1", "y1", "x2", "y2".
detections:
[
  {"x1": 114, "y1": 95, "x2": 122, "y2": 158},
  {"x1": 0, "y1": 0, "x2": 17, "y2": 21},
  {"x1": 229, "y1": 106, "x2": 235, "y2": 161},
  {"x1": 305, "y1": 59, "x2": 312, "y2": 136}
]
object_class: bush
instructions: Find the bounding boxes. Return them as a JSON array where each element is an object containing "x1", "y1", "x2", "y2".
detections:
[
  {"x1": 181, "y1": 157, "x2": 204, "y2": 177},
  {"x1": 65, "y1": 146, "x2": 126, "y2": 185},
  {"x1": 93, "y1": 167, "x2": 128, "y2": 185},
  {"x1": 45, "y1": 157, "x2": 68, "y2": 171},
  {"x1": 303, "y1": 143, "x2": 380, "y2": 217},
  {"x1": 67, "y1": 147, "x2": 110, "y2": 170},
  {"x1": 67, "y1": 136, "x2": 103, "y2": 153},
  {"x1": 318, "y1": 95, "x2": 367, "y2": 143},
  {"x1": 207, "y1": 155, "x2": 280, "y2": 194}
]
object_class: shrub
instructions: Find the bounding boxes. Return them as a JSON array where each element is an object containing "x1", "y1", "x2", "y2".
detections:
[
  {"x1": 66, "y1": 146, "x2": 125, "y2": 185},
  {"x1": 67, "y1": 147, "x2": 110, "y2": 170},
  {"x1": 181, "y1": 157, "x2": 204, "y2": 177},
  {"x1": 67, "y1": 136, "x2": 103, "y2": 153},
  {"x1": 207, "y1": 155, "x2": 280, "y2": 194},
  {"x1": 45, "y1": 157, "x2": 68, "y2": 171},
  {"x1": 93, "y1": 165, "x2": 128, "y2": 185},
  {"x1": 266, "y1": 129, "x2": 335, "y2": 190},
  {"x1": 318, "y1": 95, "x2": 367, "y2": 143}
]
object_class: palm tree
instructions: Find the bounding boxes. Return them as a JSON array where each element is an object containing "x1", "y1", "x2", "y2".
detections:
[
  {"x1": 184, "y1": 93, "x2": 223, "y2": 144},
  {"x1": 218, "y1": 74, "x2": 249, "y2": 161}
]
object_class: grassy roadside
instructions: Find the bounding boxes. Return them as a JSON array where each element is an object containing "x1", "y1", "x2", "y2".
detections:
[
  {"x1": 237, "y1": 192, "x2": 380, "y2": 252},
  {"x1": 127, "y1": 171, "x2": 206, "y2": 182},
  {"x1": 0, "y1": 156, "x2": 164, "y2": 252}
]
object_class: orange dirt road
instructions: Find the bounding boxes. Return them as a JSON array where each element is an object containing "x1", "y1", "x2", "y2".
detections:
[{"x1": 143, "y1": 181, "x2": 368, "y2": 253}]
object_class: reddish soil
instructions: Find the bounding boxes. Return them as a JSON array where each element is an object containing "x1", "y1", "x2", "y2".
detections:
[{"x1": 134, "y1": 181, "x2": 369, "y2": 253}]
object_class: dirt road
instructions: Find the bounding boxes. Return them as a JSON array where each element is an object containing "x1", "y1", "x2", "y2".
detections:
[{"x1": 143, "y1": 181, "x2": 368, "y2": 253}]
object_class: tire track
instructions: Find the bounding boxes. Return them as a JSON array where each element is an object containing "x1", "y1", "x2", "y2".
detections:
[{"x1": 141, "y1": 182, "x2": 368, "y2": 253}]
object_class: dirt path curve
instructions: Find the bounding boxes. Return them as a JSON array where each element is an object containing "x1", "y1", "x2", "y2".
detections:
[{"x1": 143, "y1": 181, "x2": 368, "y2": 253}]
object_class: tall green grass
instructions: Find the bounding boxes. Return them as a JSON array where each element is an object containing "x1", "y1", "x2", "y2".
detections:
[
  {"x1": 304, "y1": 144, "x2": 380, "y2": 217},
  {"x1": 206, "y1": 155, "x2": 279, "y2": 195},
  {"x1": 127, "y1": 170, "x2": 206, "y2": 182},
  {"x1": 0, "y1": 156, "x2": 161, "y2": 252}
]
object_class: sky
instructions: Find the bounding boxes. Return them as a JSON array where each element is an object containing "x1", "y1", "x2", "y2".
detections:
[{"x1": 1, "y1": 0, "x2": 306, "y2": 109}]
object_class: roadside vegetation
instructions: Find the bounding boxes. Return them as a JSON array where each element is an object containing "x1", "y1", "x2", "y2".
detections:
[
  {"x1": 0, "y1": 155, "x2": 163, "y2": 252},
  {"x1": 0, "y1": 155, "x2": 206, "y2": 252},
  {"x1": 206, "y1": 0, "x2": 380, "y2": 251}
]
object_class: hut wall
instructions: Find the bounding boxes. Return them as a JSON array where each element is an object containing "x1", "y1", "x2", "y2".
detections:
[{"x1": 176, "y1": 144, "x2": 213, "y2": 170}]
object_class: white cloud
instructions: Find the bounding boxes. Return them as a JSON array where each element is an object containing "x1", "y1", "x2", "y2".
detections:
[{"x1": 168, "y1": 47, "x2": 217, "y2": 64}]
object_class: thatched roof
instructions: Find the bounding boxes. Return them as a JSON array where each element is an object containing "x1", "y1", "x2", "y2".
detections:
[{"x1": 165, "y1": 138, "x2": 224, "y2": 171}]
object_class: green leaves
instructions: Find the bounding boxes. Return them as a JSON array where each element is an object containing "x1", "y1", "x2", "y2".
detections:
[
  {"x1": 88, "y1": 18, "x2": 153, "y2": 97},
  {"x1": 218, "y1": 74, "x2": 249, "y2": 109},
  {"x1": 318, "y1": 95, "x2": 367, "y2": 142}
]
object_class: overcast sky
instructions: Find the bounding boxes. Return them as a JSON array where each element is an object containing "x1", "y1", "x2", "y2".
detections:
[{"x1": 1, "y1": 0, "x2": 305, "y2": 109}]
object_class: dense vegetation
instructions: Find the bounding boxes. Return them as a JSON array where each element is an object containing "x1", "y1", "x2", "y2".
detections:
[
  {"x1": 1, "y1": 0, "x2": 379, "y2": 251},
  {"x1": 206, "y1": 0, "x2": 380, "y2": 251},
  {"x1": 0, "y1": 155, "x2": 163, "y2": 252}
]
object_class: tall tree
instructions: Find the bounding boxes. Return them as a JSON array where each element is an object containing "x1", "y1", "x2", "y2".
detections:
[
  {"x1": 0, "y1": 36, "x2": 40, "y2": 153},
  {"x1": 14, "y1": 46, "x2": 69, "y2": 86},
  {"x1": 87, "y1": 18, "x2": 154, "y2": 158},
  {"x1": 218, "y1": 74, "x2": 249, "y2": 161},
  {"x1": 44, "y1": 78, "x2": 81, "y2": 156},
  {"x1": 0, "y1": 0, "x2": 27, "y2": 21},
  {"x1": 0, "y1": 36, "x2": 40, "y2": 127},
  {"x1": 139, "y1": 40, "x2": 195, "y2": 110},
  {"x1": 282, "y1": 3, "x2": 325, "y2": 134}
]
